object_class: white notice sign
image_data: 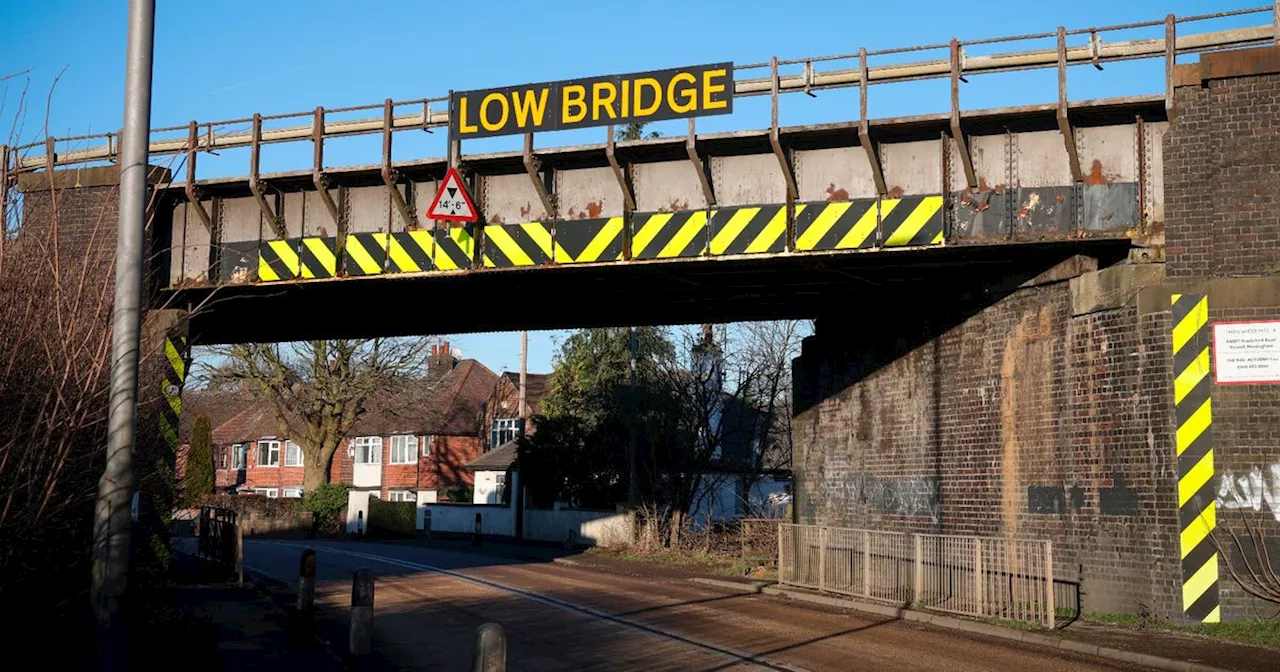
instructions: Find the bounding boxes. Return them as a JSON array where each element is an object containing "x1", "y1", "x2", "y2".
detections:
[{"x1": 1213, "y1": 320, "x2": 1280, "y2": 384}]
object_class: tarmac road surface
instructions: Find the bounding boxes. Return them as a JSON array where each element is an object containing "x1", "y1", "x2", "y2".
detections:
[{"x1": 243, "y1": 539, "x2": 1150, "y2": 672}]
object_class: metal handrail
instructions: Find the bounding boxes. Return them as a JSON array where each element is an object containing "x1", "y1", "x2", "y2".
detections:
[{"x1": 7, "y1": 5, "x2": 1277, "y2": 173}]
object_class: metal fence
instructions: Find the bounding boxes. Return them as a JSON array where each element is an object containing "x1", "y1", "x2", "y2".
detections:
[
  {"x1": 197, "y1": 506, "x2": 242, "y2": 578},
  {"x1": 778, "y1": 524, "x2": 1055, "y2": 628}
]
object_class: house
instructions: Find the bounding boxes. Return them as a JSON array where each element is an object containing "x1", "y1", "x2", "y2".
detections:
[{"x1": 177, "y1": 342, "x2": 550, "y2": 531}]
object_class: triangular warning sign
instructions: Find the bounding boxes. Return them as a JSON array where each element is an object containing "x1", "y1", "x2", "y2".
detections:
[{"x1": 426, "y1": 167, "x2": 478, "y2": 222}]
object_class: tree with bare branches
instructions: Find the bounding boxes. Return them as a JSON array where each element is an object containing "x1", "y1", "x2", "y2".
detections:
[{"x1": 203, "y1": 338, "x2": 435, "y2": 491}]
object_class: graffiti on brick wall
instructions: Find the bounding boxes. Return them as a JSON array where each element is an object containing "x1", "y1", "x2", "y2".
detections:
[
  {"x1": 1216, "y1": 465, "x2": 1280, "y2": 521},
  {"x1": 823, "y1": 472, "x2": 940, "y2": 523}
]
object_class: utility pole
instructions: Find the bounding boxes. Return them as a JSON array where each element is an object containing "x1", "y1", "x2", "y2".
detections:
[
  {"x1": 628, "y1": 326, "x2": 639, "y2": 505},
  {"x1": 518, "y1": 331, "x2": 528, "y2": 436},
  {"x1": 92, "y1": 0, "x2": 155, "y2": 663}
]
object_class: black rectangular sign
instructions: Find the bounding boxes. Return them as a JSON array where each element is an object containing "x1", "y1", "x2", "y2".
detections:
[{"x1": 450, "y1": 62, "x2": 734, "y2": 139}]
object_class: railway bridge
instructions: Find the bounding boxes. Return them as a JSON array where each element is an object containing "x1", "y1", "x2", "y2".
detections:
[{"x1": 7, "y1": 5, "x2": 1280, "y2": 627}]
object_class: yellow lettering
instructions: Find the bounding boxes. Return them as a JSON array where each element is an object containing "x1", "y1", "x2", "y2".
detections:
[
  {"x1": 702, "y1": 68, "x2": 728, "y2": 110},
  {"x1": 562, "y1": 85, "x2": 587, "y2": 124},
  {"x1": 592, "y1": 82, "x2": 618, "y2": 121},
  {"x1": 458, "y1": 96, "x2": 478, "y2": 134},
  {"x1": 480, "y1": 92, "x2": 509, "y2": 132},
  {"x1": 667, "y1": 72, "x2": 697, "y2": 114},
  {"x1": 512, "y1": 88, "x2": 549, "y2": 128},
  {"x1": 621, "y1": 79, "x2": 630, "y2": 118},
  {"x1": 634, "y1": 78, "x2": 661, "y2": 117}
]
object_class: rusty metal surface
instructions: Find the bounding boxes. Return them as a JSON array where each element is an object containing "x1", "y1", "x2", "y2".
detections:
[
  {"x1": 632, "y1": 160, "x2": 707, "y2": 213},
  {"x1": 952, "y1": 187, "x2": 1010, "y2": 241},
  {"x1": 795, "y1": 147, "x2": 878, "y2": 202},
  {"x1": 711, "y1": 153, "x2": 786, "y2": 207},
  {"x1": 555, "y1": 167, "x2": 621, "y2": 220},
  {"x1": 481, "y1": 173, "x2": 545, "y2": 225},
  {"x1": 1199, "y1": 43, "x2": 1280, "y2": 79}
]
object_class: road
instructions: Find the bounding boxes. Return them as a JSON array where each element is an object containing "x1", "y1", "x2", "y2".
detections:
[{"x1": 243, "y1": 539, "x2": 1147, "y2": 672}]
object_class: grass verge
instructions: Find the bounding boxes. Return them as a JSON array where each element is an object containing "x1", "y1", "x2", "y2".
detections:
[
  {"x1": 585, "y1": 546, "x2": 777, "y2": 580},
  {"x1": 1085, "y1": 612, "x2": 1280, "y2": 648}
]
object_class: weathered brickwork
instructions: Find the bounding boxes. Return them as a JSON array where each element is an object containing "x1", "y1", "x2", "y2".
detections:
[{"x1": 795, "y1": 274, "x2": 1182, "y2": 617}]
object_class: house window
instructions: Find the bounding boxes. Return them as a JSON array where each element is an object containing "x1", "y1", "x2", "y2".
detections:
[
  {"x1": 231, "y1": 443, "x2": 247, "y2": 470},
  {"x1": 494, "y1": 473, "x2": 506, "y2": 487},
  {"x1": 489, "y1": 418, "x2": 520, "y2": 448},
  {"x1": 284, "y1": 440, "x2": 304, "y2": 467},
  {"x1": 253, "y1": 487, "x2": 279, "y2": 498},
  {"x1": 422, "y1": 435, "x2": 434, "y2": 457},
  {"x1": 386, "y1": 490, "x2": 416, "y2": 503},
  {"x1": 353, "y1": 436, "x2": 382, "y2": 464},
  {"x1": 257, "y1": 440, "x2": 281, "y2": 467},
  {"x1": 390, "y1": 435, "x2": 418, "y2": 464},
  {"x1": 219, "y1": 448, "x2": 227, "y2": 469},
  {"x1": 282, "y1": 487, "x2": 303, "y2": 499}
]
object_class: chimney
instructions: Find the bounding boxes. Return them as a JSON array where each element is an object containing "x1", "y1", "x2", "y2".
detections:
[{"x1": 427, "y1": 340, "x2": 456, "y2": 381}]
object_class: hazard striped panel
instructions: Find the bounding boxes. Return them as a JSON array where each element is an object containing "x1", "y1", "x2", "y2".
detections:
[
  {"x1": 259, "y1": 238, "x2": 339, "y2": 281},
  {"x1": 709, "y1": 205, "x2": 787, "y2": 256},
  {"x1": 794, "y1": 199, "x2": 880, "y2": 251},
  {"x1": 631, "y1": 211, "x2": 709, "y2": 260},
  {"x1": 158, "y1": 332, "x2": 188, "y2": 456},
  {"x1": 555, "y1": 217, "x2": 624, "y2": 264},
  {"x1": 880, "y1": 195, "x2": 944, "y2": 247},
  {"x1": 483, "y1": 222, "x2": 553, "y2": 268},
  {"x1": 434, "y1": 225, "x2": 475, "y2": 271},
  {"x1": 342, "y1": 231, "x2": 434, "y2": 276},
  {"x1": 1171, "y1": 293, "x2": 1220, "y2": 624}
]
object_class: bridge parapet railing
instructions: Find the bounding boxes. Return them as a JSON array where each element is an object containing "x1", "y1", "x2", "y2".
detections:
[
  {"x1": 778, "y1": 523, "x2": 1055, "y2": 629},
  {"x1": 197, "y1": 506, "x2": 241, "y2": 572}
]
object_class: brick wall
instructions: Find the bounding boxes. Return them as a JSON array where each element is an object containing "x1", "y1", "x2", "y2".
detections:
[{"x1": 794, "y1": 270, "x2": 1183, "y2": 618}]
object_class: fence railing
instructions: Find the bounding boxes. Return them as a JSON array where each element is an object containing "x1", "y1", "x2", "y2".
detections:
[
  {"x1": 197, "y1": 506, "x2": 242, "y2": 581},
  {"x1": 778, "y1": 523, "x2": 1055, "y2": 628}
]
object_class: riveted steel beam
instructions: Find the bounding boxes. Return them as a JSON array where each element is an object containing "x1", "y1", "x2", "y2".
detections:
[
  {"x1": 184, "y1": 122, "x2": 213, "y2": 232},
  {"x1": 950, "y1": 39, "x2": 978, "y2": 190},
  {"x1": 859, "y1": 48, "x2": 888, "y2": 197},
  {"x1": 523, "y1": 133, "x2": 557, "y2": 220},
  {"x1": 605, "y1": 125, "x2": 635, "y2": 213},
  {"x1": 1057, "y1": 27, "x2": 1084, "y2": 184},
  {"x1": 382, "y1": 99, "x2": 418, "y2": 231},
  {"x1": 687, "y1": 119, "x2": 716, "y2": 207},
  {"x1": 249, "y1": 113, "x2": 287, "y2": 239}
]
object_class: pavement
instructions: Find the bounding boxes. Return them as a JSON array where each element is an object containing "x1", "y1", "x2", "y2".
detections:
[{"x1": 242, "y1": 538, "x2": 1164, "y2": 671}]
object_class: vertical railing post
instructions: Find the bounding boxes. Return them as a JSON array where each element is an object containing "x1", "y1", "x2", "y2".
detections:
[
  {"x1": 974, "y1": 538, "x2": 983, "y2": 617},
  {"x1": 350, "y1": 567, "x2": 375, "y2": 661},
  {"x1": 777, "y1": 523, "x2": 785, "y2": 585},
  {"x1": 1045, "y1": 541, "x2": 1055, "y2": 629},
  {"x1": 298, "y1": 548, "x2": 316, "y2": 634},
  {"x1": 913, "y1": 534, "x2": 923, "y2": 607},
  {"x1": 471, "y1": 623, "x2": 507, "y2": 672},
  {"x1": 234, "y1": 522, "x2": 244, "y2": 586},
  {"x1": 862, "y1": 530, "x2": 871, "y2": 598},
  {"x1": 819, "y1": 527, "x2": 827, "y2": 592}
]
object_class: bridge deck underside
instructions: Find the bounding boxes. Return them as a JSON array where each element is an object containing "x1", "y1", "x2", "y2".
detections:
[{"x1": 171, "y1": 238, "x2": 1131, "y2": 344}]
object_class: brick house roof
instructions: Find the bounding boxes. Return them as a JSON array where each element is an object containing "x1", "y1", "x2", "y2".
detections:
[
  {"x1": 500, "y1": 371, "x2": 550, "y2": 415},
  {"x1": 206, "y1": 358, "x2": 516, "y2": 444},
  {"x1": 465, "y1": 440, "x2": 518, "y2": 471},
  {"x1": 180, "y1": 388, "x2": 256, "y2": 443}
]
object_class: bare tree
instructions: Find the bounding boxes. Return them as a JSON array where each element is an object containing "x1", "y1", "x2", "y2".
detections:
[{"x1": 203, "y1": 339, "x2": 435, "y2": 490}]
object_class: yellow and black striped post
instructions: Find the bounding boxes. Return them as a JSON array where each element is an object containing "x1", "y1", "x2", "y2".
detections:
[
  {"x1": 1171, "y1": 292, "x2": 1220, "y2": 623},
  {"x1": 159, "y1": 332, "x2": 188, "y2": 455}
]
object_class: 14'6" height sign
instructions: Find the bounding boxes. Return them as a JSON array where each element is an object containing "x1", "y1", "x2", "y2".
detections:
[{"x1": 450, "y1": 63, "x2": 734, "y2": 139}]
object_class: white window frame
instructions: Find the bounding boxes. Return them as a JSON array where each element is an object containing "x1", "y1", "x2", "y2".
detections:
[
  {"x1": 282, "y1": 487, "x2": 303, "y2": 499},
  {"x1": 284, "y1": 440, "x2": 304, "y2": 467},
  {"x1": 219, "y1": 447, "x2": 227, "y2": 469},
  {"x1": 253, "y1": 487, "x2": 279, "y2": 498},
  {"x1": 386, "y1": 490, "x2": 416, "y2": 503},
  {"x1": 353, "y1": 436, "x2": 382, "y2": 464},
  {"x1": 490, "y1": 418, "x2": 521, "y2": 448},
  {"x1": 231, "y1": 443, "x2": 247, "y2": 470},
  {"x1": 389, "y1": 435, "x2": 418, "y2": 464},
  {"x1": 257, "y1": 439, "x2": 281, "y2": 467},
  {"x1": 422, "y1": 434, "x2": 434, "y2": 457},
  {"x1": 494, "y1": 472, "x2": 507, "y2": 487}
]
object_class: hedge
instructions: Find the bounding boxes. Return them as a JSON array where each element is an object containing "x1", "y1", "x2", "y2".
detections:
[{"x1": 367, "y1": 498, "x2": 417, "y2": 538}]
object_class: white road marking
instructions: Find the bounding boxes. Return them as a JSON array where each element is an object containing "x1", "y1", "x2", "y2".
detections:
[{"x1": 252, "y1": 540, "x2": 809, "y2": 672}]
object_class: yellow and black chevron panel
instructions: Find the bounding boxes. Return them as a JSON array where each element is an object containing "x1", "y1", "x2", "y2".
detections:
[
  {"x1": 555, "y1": 217, "x2": 624, "y2": 264},
  {"x1": 1171, "y1": 292, "x2": 1220, "y2": 624},
  {"x1": 159, "y1": 333, "x2": 188, "y2": 454},
  {"x1": 342, "y1": 231, "x2": 435, "y2": 276},
  {"x1": 880, "y1": 195, "x2": 945, "y2": 247},
  {"x1": 794, "y1": 199, "x2": 880, "y2": 251},
  {"x1": 259, "y1": 238, "x2": 338, "y2": 281},
  {"x1": 483, "y1": 222, "x2": 553, "y2": 268},
  {"x1": 434, "y1": 224, "x2": 476, "y2": 271},
  {"x1": 709, "y1": 205, "x2": 787, "y2": 256},
  {"x1": 631, "y1": 211, "x2": 709, "y2": 260}
]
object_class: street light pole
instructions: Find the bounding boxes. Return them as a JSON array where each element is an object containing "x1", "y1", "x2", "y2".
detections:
[{"x1": 92, "y1": 0, "x2": 155, "y2": 659}]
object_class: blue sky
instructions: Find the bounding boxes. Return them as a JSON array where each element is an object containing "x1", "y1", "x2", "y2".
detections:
[{"x1": 0, "y1": 0, "x2": 1260, "y2": 373}]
